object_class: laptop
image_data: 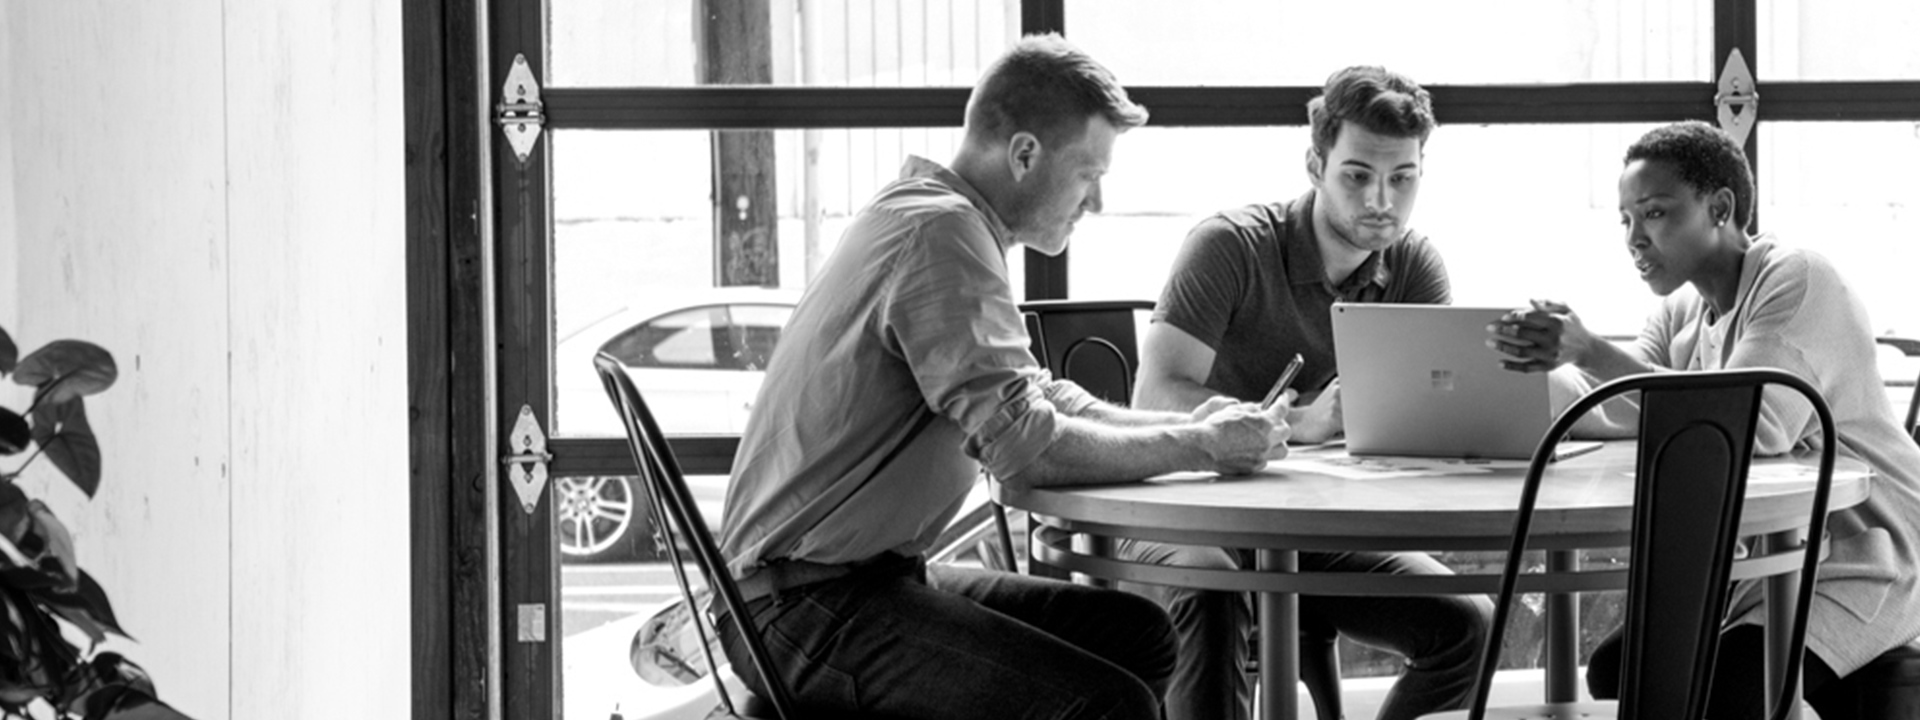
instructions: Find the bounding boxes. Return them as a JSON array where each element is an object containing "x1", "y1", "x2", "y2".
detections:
[{"x1": 1330, "y1": 303, "x2": 1600, "y2": 461}]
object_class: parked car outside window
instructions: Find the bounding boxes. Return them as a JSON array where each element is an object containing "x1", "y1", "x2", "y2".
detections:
[{"x1": 554, "y1": 288, "x2": 799, "y2": 562}]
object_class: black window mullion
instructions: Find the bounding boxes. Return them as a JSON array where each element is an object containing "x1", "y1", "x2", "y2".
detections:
[
  {"x1": 543, "y1": 87, "x2": 970, "y2": 129},
  {"x1": 1760, "y1": 82, "x2": 1920, "y2": 121},
  {"x1": 1023, "y1": 0, "x2": 1064, "y2": 35},
  {"x1": 1717, "y1": 0, "x2": 1762, "y2": 230},
  {"x1": 1024, "y1": 0, "x2": 1070, "y2": 300},
  {"x1": 537, "y1": 80, "x2": 1920, "y2": 131}
]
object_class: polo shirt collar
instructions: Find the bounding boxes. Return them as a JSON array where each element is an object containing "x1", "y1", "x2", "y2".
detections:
[
  {"x1": 900, "y1": 155, "x2": 1015, "y2": 252},
  {"x1": 1283, "y1": 189, "x2": 1395, "y2": 295}
]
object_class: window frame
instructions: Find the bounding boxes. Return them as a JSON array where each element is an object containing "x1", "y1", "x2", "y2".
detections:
[
  {"x1": 424, "y1": 3, "x2": 1920, "y2": 717},
  {"x1": 530, "y1": 0, "x2": 1920, "y2": 481}
]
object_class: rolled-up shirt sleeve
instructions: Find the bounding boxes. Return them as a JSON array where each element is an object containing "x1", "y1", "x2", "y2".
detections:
[
  {"x1": 881, "y1": 211, "x2": 1062, "y2": 480},
  {"x1": 1041, "y1": 377, "x2": 1101, "y2": 417}
]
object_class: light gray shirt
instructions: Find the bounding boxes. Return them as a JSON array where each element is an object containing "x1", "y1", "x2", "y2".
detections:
[
  {"x1": 1566, "y1": 237, "x2": 1920, "y2": 673},
  {"x1": 719, "y1": 156, "x2": 1096, "y2": 580}
]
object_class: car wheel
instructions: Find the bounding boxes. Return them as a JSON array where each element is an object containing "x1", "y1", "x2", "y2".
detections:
[{"x1": 558, "y1": 474, "x2": 641, "y2": 562}]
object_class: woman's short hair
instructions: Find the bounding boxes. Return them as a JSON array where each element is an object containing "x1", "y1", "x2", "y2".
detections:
[
  {"x1": 1624, "y1": 121, "x2": 1755, "y2": 231},
  {"x1": 1308, "y1": 66, "x2": 1435, "y2": 159},
  {"x1": 965, "y1": 33, "x2": 1149, "y2": 146}
]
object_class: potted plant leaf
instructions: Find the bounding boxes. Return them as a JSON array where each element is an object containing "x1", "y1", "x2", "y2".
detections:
[{"x1": 0, "y1": 326, "x2": 192, "y2": 720}]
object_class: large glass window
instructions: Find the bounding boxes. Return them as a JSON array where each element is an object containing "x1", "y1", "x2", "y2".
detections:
[
  {"x1": 1758, "y1": 122, "x2": 1920, "y2": 337},
  {"x1": 1068, "y1": 0, "x2": 1712, "y2": 86},
  {"x1": 518, "y1": 3, "x2": 1920, "y2": 714},
  {"x1": 1759, "y1": 0, "x2": 1920, "y2": 80},
  {"x1": 550, "y1": 127, "x2": 1022, "y2": 437},
  {"x1": 548, "y1": 0, "x2": 1015, "y2": 87}
]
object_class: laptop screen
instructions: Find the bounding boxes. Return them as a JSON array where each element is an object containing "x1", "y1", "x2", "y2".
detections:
[{"x1": 1330, "y1": 303, "x2": 1555, "y2": 459}]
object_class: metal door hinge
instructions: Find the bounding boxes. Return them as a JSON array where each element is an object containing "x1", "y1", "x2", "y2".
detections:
[
  {"x1": 517, "y1": 603, "x2": 547, "y2": 643},
  {"x1": 503, "y1": 405, "x2": 550, "y2": 515},
  {"x1": 1716, "y1": 48, "x2": 1758, "y2": 146},
  {"x1": 496, "y1": 54, "x2": 544, "y2": 164}
]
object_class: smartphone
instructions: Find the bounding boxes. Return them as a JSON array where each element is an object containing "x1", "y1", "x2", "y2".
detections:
[{"x1": 1260, "y1": 353, "x2": 1306, "y2": 410}]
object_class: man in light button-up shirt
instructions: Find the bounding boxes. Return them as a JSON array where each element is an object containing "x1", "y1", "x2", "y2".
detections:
[{"x1": 714, "y1": 34, "x2": 1294, "y2": 720}]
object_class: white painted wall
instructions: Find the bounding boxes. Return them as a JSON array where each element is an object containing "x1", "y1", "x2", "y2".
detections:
[{"x1": 3, "y1": 2, "x2": 409, "y2": 719}]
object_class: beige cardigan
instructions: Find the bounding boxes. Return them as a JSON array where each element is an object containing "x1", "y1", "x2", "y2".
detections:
[{"x1": 1556, "y1": 237, "x2": 1920, "y2": 676}]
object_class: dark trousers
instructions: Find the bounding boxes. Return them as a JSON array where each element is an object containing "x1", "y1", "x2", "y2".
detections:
[
  {"x1": 1112, "y1": 540, "x2": 1495, "y2": 720},
  {"x1": 1586, "y1": 623, "x2": 1842, "y2": 718},
  {"x1": 717, "y1": 556, "x2": 1178, "y2": 720}
]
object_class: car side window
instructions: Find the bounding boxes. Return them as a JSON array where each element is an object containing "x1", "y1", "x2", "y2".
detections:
[
  {"x1": 600, "y1": 306, "x2": 722, "y2": 368},
  {"x1": 725, "y1": 304, "x2": 793, "y2": 371}
]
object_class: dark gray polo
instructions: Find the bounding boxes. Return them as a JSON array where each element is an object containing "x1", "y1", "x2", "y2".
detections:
[{"x1": 1154, "y1": 189, "x2": 1451, "y2": 401}]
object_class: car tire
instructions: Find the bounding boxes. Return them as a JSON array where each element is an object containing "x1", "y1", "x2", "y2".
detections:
[{"x1": 558, "y1": 474, "x2": 648, "y2": 563}]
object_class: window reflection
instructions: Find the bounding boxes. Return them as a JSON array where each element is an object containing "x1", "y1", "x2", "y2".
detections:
[
  {"x1": 1759, "y1": 0, "x2": 1920, "y2": 80},
  {"x1": 1759, "y1": 122, "x2": 1920, "y2": 337},
  {"x1": 548, "y1": 0, "x2": 1014, "y2": 88},
  {"x1": 1068, "y1": 0, "x2": 1711, "y2": 85}
]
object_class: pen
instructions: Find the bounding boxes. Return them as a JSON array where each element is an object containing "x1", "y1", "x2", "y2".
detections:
[{"x1": 1261, "y1": 353, "x2": 1306, "y2": 410}]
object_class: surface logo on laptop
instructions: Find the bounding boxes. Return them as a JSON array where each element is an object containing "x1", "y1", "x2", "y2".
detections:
[{"x1": 1430, "y1": 369, "x2": 1456, "y2": 391}]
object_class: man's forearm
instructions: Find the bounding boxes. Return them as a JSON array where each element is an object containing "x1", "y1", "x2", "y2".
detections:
[
  {"x1": 1072, "y1": 400, "x2": 1192, "y2": 427},
  {"x1": 1004, "y1": 416, "x2": 1208, "y2": 488},
  {"x1": 1132, "y1": 374, "x2": 1223, "y2": 413}
]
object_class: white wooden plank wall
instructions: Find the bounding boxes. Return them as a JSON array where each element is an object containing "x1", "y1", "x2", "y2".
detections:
[{"x1": 3, "y1": 2, "x2": 409, "y2": 718}]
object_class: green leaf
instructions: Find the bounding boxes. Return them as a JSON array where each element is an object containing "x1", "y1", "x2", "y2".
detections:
[
  {"x1": 13, "y1": 340, "x2": 116, "y2": 404},
  {"x1": 46, "y1": 571, "x2": 128, "y2": 641},
  {"x1": 0, "y1": 327, "x2": 15, "y2": 375},
  {"x1": 80, "y1": 683, "x2": 196, "y2": 720},
  {"x1": 76, "y1": 669, "x2": 194, "y2": 720},
  {"x1": 29, "y1": 399, "x2": 100, "y2": 498},
  {"x1": 0, "y1": 409, "x2": 26, "y2": 456},
  {"x1": 0, "y1": 484, "x2": 28, "y2": 546}
]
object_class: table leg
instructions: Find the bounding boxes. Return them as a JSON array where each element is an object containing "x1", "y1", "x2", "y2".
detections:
[
  {"x1": 1545, "y1": 550, "x2": 1580, "y2": 702},
  {"x1": 1257, "y1": 549, "x2": 1299, "y2": 720},
  {"x1": 1076, "y1": 534, "x2": 1112, "y2": 588},
  {"x1": 1764, "y1": 529, "x2": 1806, "y2": 720}
]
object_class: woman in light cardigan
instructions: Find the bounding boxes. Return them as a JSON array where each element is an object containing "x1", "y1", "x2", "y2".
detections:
[{"x1": 1488, "y1": 120, "x2": 1920, "y2": 719}]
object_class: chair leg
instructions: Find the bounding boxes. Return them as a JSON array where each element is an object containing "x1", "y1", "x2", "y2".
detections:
[
  {"x1": 1299, "y1": 633, "x2": 1344, "y2": 720},
  {"x1": 990, "y1": 502, "x2": 1019, "y2": 572}
]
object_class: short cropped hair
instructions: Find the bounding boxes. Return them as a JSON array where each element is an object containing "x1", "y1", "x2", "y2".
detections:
[
  {"x1": 965, "y1": 33, "x2": 1149, "y2": 146},
  {"x1": 1624, "y1": 121, "x2": 1755, "y2": 232},
  {"x1": 1307, "y1": 66, "x2": 1436, "y2": 159}
]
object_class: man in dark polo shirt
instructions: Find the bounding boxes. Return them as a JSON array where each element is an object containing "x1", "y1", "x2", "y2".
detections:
[{"x1": 1126, "y1": 66, "x2": 1495, "y2": 720}]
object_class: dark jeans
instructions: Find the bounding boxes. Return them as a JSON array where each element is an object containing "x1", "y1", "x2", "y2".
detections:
[
  {"x1": 1586, "y1": 623, "x2": 1842, "y2": 718},
  {"x1": 1113, "y1": 540, "x2": 1495, "y2": 720},
  {"x1": 716, "y1": 556, "x2": 1178, "y2": 720}
]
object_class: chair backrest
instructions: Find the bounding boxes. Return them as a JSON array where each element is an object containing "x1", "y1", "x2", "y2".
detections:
[
  {"x1": 1874, "y1": 336, "x2": 1920, "y2": 441},
  {"x1": 1020, "y1": 299, "x2": 1154, "y2": 405},
  {"x1": 594, "y1": 352, "x2": 795, "y2": 720},
  {"x1": 1468, "y1": 368, "x2": 1838, "y2": 720}
]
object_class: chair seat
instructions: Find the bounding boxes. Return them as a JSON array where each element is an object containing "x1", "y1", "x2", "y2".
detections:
[{"x1": 1420, "y1": 701, "x2": 1617, "y2": 719}]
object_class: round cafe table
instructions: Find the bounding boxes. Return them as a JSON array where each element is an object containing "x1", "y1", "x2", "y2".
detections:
[{"x1": 993, "y1": 443, "x2": 1870, "y2": 720}]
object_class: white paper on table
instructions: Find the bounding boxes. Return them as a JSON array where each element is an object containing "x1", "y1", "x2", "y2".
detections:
[
  {"x1": 1743, "y1": 464, "x2": 1825, "y2": 484},
  {"x1": 1267, "y1": 453, "x2": 1496, "y2": 480},
  {"x1": 1612, "y1": 463, "x2": 1825, "y2": 484}
]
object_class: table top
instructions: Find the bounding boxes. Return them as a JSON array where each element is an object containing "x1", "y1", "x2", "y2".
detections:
[{"x1": 995, "y1": 442, "x2": 1871, "y2": 553}]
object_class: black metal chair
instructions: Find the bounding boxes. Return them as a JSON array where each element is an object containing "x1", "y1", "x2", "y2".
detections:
[
  {"x1": 1875, "y1": 335, "x2": 1920, "y2": 442},
  {"x1": 1004, "y1": 299, "x2": 1158, "y2": 580},
  {"x1": 594, "y1": 351, "x2": 796, "y2": 719},
  {"x1": 1427, "y1": 368, "x2": 1838, "y2": 720}
]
